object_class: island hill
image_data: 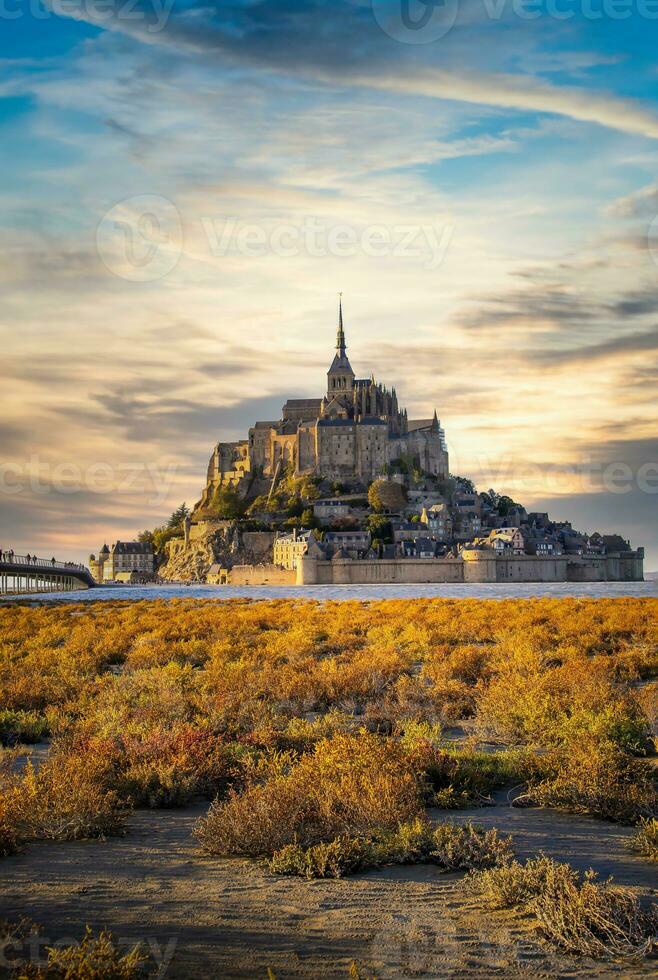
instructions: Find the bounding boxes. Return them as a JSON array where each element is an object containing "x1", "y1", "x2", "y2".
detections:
[{"x1": 151, "y1": 304, "x2": 644, "y2": 586}]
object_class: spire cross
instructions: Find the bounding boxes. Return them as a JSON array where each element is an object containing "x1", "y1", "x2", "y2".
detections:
[{"x1": 337, "y1": 293, "x2": 346, "y2": 353}]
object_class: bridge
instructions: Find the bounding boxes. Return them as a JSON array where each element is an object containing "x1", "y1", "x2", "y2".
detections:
[{"x1": 0, "y1": 554, "x2": 96, "y2": 596}]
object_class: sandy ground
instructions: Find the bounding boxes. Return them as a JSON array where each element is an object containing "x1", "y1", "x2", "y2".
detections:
[{"x1": 0, "y1": 796, "x2": 656, "y2": 980}]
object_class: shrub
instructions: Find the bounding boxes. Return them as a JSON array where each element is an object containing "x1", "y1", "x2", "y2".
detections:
[
  {"x1": 0, "y1": 710, "x2": 49, "y2": 746},
  {"x1": 535, "y1": 871, "x2": 657, "y2": 959},
  {"x1": 470, "y1": 856, "x2": 658, "y2": 959},
  {"x1": 430, "y1": 821, "x2": 513, "y2": 870},
  {"x1": 473, "y1": 646, "x2": 650, "y2": 752},
  {"x1": 0, "y1": 793, "x2": 22, "y2": 857},
  {"x1": 0, "y1": 748, "x2": 25, "y2": 857},
  {"x1": 17, "y1": 757, "x2": 127, "y2": 841},
  {"x1": 55, "y1": 721, "x2": 234, "y2": 810},
  {"x1": 405, "y1": 740, "x2": 526, "y2": 808},
  {"x1": 268, "y1": 835, "x2": 372, "y2": 879},
  {"x1": 470, "y1": 854, "x2": 577, "y2": 908},
  {"x1": 19, "y1": 926, "x2": 146, "y2": 979},
  {"x1": 629, "y1": 818, "x2": 658, "y2": 861},
  {"x1": 112, "y1": 728, "x2": 232, "y2": 808},
  {"x1": 195, "y1": 733, "x2": 423, "y2": 856},
  {"x1": 515, "y1": 739, "x2": 657, "y2": 824},
  {"x1": 266, "y1": 819, "x2": 513, "y2": 878}
]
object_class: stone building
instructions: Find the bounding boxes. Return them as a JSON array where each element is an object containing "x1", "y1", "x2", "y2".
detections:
[
  {"x1": 199, "y1": 301, "x2": 449, "y2": 507},
  {"x1": 272, "y1": 529, "x2": 319, "y2": 570},
  {"x1": 89, "y1": 541, "x2": 155, "y2": 583}
]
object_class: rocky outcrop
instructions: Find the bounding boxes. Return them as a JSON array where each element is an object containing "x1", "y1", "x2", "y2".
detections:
[{"x1": 158, "y1": 522, "x2": 276, "y2": 582}]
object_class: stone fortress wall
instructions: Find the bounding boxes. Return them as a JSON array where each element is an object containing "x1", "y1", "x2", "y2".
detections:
[{"x1": 296, "y1": 550, "x2": 644, "y2": 586}]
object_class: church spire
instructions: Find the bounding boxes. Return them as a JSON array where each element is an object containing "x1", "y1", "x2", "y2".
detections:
[{"x1": 336, "y1": 293, "x2": 346, "y2": 354}]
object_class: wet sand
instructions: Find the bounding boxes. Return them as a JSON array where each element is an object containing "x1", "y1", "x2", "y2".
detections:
[{"x1": 0, "y1": 799, "x2": 656, "y2": 979}]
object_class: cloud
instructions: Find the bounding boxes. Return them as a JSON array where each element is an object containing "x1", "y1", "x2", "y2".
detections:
[
  {"x1": 45, "y1": 0, "x2": 658, "y2": 140},
  {"x1": 607, "y1": 183, "x2": 658, "y2": 219},
  {"x1": 532, "y1": 326, "x2": 658, "y2": 367}
]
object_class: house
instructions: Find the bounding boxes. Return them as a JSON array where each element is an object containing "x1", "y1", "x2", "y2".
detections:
[
  {"x1": 393, "y1": 522, "x2": 427, "y2": 545},
  {"x1": 89, "y1": 541, "x2": 155, "y2": 583},
  {"x1": 324, "y1": 530, "x2": 371, "y2": 558},
  {"x1": 525, "y1": 533, "x2": 563, "y2": 557},
  {"x1": 273, "y1": 529, "x2": 317, "y2": 570},
  {"x1": 484, "y1": 527, "x2": 526, "y2": 556},
  {"x1": 313, "y1": 498, "x2": 353, "y2": 522},
  {"x1": 420, "y1": 504, "x2": 453, "y2": 540},
  {"x1": 416, "y1": 537, "x2": 439, "y2": 559}
]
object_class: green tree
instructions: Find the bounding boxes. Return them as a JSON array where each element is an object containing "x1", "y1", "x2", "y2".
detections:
[
  {"x1": 367, "y1": 514, "x2": 392, "y2": 543},
  {"x1": 287, "y1": 496, "x2": 305, "y2": 518},
  {"x1": 167, "y1": 503, "x2": 190, "y2": 529},
  {"x1": 207, "y1": 486, "x2": 245, "y2": 520},
  {"x1": 453, "y1": 476, "x2": 476, "y2": 494}
]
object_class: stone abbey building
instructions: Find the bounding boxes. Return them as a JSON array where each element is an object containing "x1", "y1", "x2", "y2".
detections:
[{"x1": 200, "y1": 302, "x2": 449, "y2": 503}]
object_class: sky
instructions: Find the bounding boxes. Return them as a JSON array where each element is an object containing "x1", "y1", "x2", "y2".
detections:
[{"x1": 0, "y1": 0, "x2": 657, "y2": 566}]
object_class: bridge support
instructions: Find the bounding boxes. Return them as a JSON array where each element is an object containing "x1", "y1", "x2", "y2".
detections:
[{"x1": 0, "y1": 559, "x2": 94, "y2": 595}]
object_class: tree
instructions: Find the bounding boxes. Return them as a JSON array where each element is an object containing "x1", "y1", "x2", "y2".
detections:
[
  {"x1": 368, "y1": 481, "x2": 384, "y2": 513},
  {"x1": 167, "y1": 503, "x2": 190, "y2": 529},
  {"x1": 367, "y1": 514, "x2": 392, "y2": 543},
  {"x1": 151, "y1": 525, "x2": 180, "y2": 554},
  {"x1": 206, "y1": 486, "x2": 245, "y2": 520},
  {"x1": 286, "y1": 496, "x2": 305, "y2": 518},
  {"x1": 496, "y1": 495, "x2": 519, "y2": 518},
  {"x1": 368, "y1": 479, "x2": 407, "y2": 513}
]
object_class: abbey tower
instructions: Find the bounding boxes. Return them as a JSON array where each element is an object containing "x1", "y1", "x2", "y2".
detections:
[{"x1": 198, "y1": 301, "x2": 449, "y2": 506}]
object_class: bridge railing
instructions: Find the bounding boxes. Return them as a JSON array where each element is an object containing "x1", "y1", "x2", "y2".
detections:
[{"x1": 0, "y1": 554, "x2": 86, "y2": 572}]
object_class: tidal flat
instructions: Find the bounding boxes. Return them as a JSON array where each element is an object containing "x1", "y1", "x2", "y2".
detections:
[{"x1": 1, "y1": 597, "x2": 656, "y2": 977}]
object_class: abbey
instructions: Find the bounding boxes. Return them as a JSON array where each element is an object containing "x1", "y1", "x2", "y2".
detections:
[{"x1": 200, "y1": 301, "x2": 449, "y2": 502}]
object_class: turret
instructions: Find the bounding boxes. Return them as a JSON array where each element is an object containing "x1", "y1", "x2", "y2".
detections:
[{"x1": 327, "y1": 295, "x2": 355, "y2": 396}]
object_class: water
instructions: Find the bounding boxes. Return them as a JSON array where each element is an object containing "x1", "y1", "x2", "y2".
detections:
[{"x1": 2, "y1": 581, "x2": 657, "y2": 603}]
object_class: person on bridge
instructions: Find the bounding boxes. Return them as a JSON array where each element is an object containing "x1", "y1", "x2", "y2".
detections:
[
  {"x1": 26, "y1": 553, "x2": 31, "y2": 563},
  {"x1": 51, "y1": 557, "x2": 56, "y2": 566}
]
